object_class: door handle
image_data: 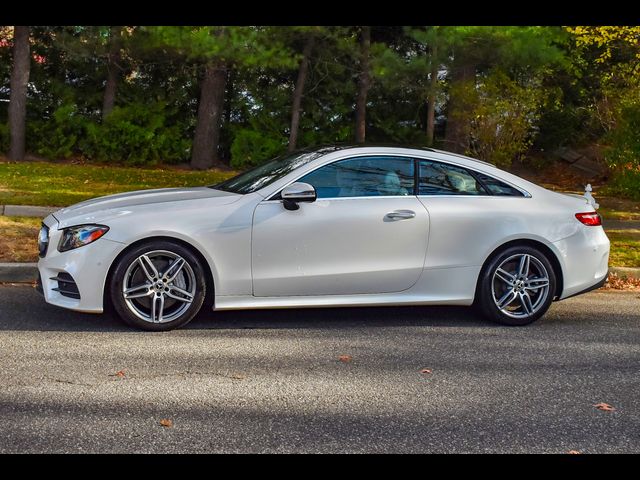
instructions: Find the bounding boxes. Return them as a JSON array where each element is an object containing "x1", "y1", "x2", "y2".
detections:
[{"x1": 385, "y1": 210, "x2": 416, "y2": 221}]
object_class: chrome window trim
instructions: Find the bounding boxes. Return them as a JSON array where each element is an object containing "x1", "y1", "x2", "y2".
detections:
[{"x1": 261, "y1": 194, "x2": 415, "y2": 204}]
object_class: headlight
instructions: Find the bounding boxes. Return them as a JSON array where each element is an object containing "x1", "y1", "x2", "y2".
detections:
[
  {"x1": 58, "y1": 225, "x2": 110, "y2": 252},
  {"x1": 38, "y1": 224, "x2": 50, "y2": 257}
]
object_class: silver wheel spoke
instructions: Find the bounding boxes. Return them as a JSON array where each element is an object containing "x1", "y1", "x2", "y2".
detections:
[
  {"x1": 495, "y1": 268, "x2": 515, "y2": 286},
  {"x1": 124, "y1": 283, "x2": 152, "y2": 299},
  {"x1": 497, "y1": 290, "x2": 518, "y2": 309},
  {"x1": 165, "y1": 290, "x2": 192, "y2": 303},
  {"x1": 168, "y1": 286, "x2": 194, "y2": 302},
  {"x1": 519, "y1": 291, "x2": 534, "y2": 315},
  {"x1": 151, "y1": 294, "x2": 165, "y2": 323},
  {"x1": 518, "y1": 254, "x2": 530, "y2": 278},
  {"x1": 157, "y1": 295, "x2": 164, "y2": 322},
  {"x1": 526, "y1": 277, "x2": 549, "y2": 291},
  {"x1": 163, "y1": 257, "x2": 186, "y2": 282},
  {"x1": 138, "y1": 255, "x2": 159, "y2": 281}
]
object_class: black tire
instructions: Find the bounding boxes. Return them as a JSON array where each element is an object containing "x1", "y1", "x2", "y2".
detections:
[
  {"x1": 109, "y1": 240, "x2": 207, "y2": 331},
  {"x1": 476, "y1": 245, "x2": 556, "y2": 326}
]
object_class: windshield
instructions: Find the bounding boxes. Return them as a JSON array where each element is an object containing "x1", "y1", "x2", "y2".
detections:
[{"x1": 210, "y1": 149, "x2": 332, "y2": 194}]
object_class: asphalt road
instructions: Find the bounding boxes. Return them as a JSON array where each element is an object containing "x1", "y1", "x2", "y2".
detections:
[{"x1": 0, "y1": 285, "x2": 638, "y2": 453}]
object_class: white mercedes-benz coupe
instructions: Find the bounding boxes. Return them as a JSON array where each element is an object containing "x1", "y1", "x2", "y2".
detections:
[{"x1": 36, "y1": 145, "x2": 610, "y2": 331}]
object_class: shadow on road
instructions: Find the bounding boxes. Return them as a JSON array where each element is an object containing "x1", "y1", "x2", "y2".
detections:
[{"x1": 0, "y1": 285, "x2": 496, "y2": 332}]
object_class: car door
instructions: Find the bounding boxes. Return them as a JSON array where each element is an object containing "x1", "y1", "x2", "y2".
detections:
[{"x1": 251, "y1": 156, "x2": 430, "y2": 297}]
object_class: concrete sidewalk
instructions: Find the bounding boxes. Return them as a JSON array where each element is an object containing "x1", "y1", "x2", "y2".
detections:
[
  {"x1": 0, "y1": 263, "x2": 38, "y2": 283},
  {"x1": 0, "y1": 205, "x2": 58, "y2": 218}
]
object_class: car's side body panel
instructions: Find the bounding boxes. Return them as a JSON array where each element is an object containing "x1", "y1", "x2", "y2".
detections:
[{"x1": 251, "y1": 196, "x2": 429, "y2": 296}]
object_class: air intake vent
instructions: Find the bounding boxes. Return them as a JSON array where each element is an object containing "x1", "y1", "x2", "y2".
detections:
[{"x1": 50, "y1": 272, "x2": 81, "y2": 299}]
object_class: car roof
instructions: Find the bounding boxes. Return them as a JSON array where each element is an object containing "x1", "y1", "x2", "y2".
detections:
[{"x1": 300, "y1": 143, "x2": 495, "y2": 168}]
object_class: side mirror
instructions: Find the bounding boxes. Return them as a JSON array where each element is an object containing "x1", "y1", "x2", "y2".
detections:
[{"x1": 281, "y1": 182, "x2": 316, "y2": 211}]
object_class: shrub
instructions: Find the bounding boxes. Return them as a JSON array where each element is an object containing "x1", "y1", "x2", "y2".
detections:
[
  {"x1": 84, "y1": 102, "x2": 191, "y2": 166},
  {"x1": 0, "y1": 122, "x2": 8, "y2": 154},
  {"x1": 606, "y1": 170, "x2": 640, "y2": 201},
  {"x1": 230, "y1": 127, "x2": 287, "y2": 169},
  {"x1": 606, "y1": 102, "x2": 640, "y2": 170},
  {"x1": 449, "y1": 70, "x2": 545, "y2": 168},
  {"x1": 603, "y1": 94, "x2": 640, "y2": 200},
  {"x1": 29, "y1": 103, "x2": 87, "y2": 159}
]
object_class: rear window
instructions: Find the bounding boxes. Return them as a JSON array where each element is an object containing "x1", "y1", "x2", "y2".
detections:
[{"x1": 474, "y1": 173, "x2": 525, "y2": 197}]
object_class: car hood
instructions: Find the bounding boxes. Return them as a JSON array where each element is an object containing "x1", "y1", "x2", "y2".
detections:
[{"x1": 51, "y1": 187, "x2": 240, "y2": 228}]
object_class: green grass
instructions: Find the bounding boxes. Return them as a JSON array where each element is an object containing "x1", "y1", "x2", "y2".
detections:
[
  {"x1": 606, "y1": 230, "x2": 640, "y2": 268},
  {"x1": 0, "y1": 160, "x2": 237, "y2": 207},
  {"x1": 598, "y1": 196, "x2": 640, "y2": 222}
]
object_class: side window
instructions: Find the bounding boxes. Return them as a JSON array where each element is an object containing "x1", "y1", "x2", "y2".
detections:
[
  {"x1": 298, "y1": 156, "x2": 415, "y2": 199},
  {"x1": 474, "y1": 173, "x2": 525, "y2": 197},
  {"x1": 418, "y1": 160, "x2": 487, "y2": 196}
]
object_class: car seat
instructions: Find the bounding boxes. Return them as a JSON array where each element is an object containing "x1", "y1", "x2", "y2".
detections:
[{"x1": 378, "y1": 171, "x2": 408, "y2": 196}]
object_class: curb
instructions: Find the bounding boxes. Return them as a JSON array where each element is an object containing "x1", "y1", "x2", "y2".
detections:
[
  {"x1": 1, "y1": 205, "x2": 58, "y2": 218},
  {"x1": 0, "y1": 263, "x2": 38, "y2": 283},
  {"x1": 610, "y1": 266, "x2": 640, "y2": 279},
  {"x1": 0, "y1": 263, "x2": 638, "y2": 284}
]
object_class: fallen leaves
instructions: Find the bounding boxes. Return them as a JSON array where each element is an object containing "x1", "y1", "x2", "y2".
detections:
[
  {"x1": 159, "y1": 419, "x2": 173, "y2": 428},
  {"x1": 604, "y1": 272, "x2": 640, "y2": 290},
  {"x1": 230, "y1": 373, "x2": 246, "y2": 380},
  {"x1": 594, "y1": 402, "x2": 616, "y2": 412},
  {"x1": 420, "y1": 368, "x2": 433, "y2": 375},
  {"x1": 109, "y1": 369, "x2": 126, "y2": 378},
  {"x1": 338, "y1": 355, "x2": 352, "y2": 363}
]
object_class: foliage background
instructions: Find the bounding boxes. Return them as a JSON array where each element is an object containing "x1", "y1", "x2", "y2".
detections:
[{"x1": 1, "y1": 25, "x2": 639, "y2": 198}]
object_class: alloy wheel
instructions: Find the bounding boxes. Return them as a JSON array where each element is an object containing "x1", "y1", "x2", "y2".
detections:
[
  {"x1": 122, "y1": 250, "x2": 197, "y2": 324},
  {"x1": 490, "y1": 253, "x2": 551, "y2": 319}
]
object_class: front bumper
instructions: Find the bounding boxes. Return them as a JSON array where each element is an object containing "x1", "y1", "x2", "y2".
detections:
[{"x1": 37, "y1": 214, "x2": 126, "y2": 313}]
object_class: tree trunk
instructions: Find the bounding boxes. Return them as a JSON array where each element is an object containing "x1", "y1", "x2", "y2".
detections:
[
  {"x1": 102, "y1": 27, "x2": 121, "y2": 120},
  {"x1": 191, "y1": 63, "x2": 228, "y2": 170},
  {"x1": 224, "y1": 69, "x2": 234, "y2": 126},
  {"x1": 355, "y1": 26, "x2": 371, "y2": 144},
  {"x1": 426, "y1": 44, "x2": 438, "y2": 147},
  {"x1": 220, "y1": 69, "x2": 234, "y2": 161},
  {"x1": 8, "y1": 26, "x2": 31, "y2": 161},
  {"x1": 444, "y1": 53, "x2": 475, "y2": 154},
  {"x1": 288, "y1": 36, "x2": 315, "y2": 152}
]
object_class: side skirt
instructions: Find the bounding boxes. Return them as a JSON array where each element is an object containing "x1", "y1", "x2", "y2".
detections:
[{"x1": 213, "y1": 293, "x2": 474, "y2": 311}]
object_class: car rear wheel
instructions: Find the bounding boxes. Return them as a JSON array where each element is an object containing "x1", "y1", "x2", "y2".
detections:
[
  {"x1": 477, "y1": 245, "x2": 556, "y2": 326},
  {"x1": 109, "y1": 240, "x2": 206, "y2": 331}
]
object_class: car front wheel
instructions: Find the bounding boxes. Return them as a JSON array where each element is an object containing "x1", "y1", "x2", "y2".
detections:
[
  {"x1": 477, "y1": 245, "x2": 556, "y2": 326},
  {"x1": 109, "y1": 240, "x2": 206, "y2": 331}
]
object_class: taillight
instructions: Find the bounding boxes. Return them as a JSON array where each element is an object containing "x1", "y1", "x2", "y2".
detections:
[{"x1": 575, "y1": 212, "x2": 602, "y2": 226}]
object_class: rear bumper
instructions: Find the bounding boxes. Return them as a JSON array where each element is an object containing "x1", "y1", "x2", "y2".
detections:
[
  {"x1": 558, "y1": 270, "x2": 608, "y2": 301},
  {"x1": 554, "y1": 225, "x2": 610, "y2": 300}
]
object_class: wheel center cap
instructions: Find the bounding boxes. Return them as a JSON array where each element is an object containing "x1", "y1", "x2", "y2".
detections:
[{"x1": 156, "y1": 282, "x2": 164, "y2": 290}]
